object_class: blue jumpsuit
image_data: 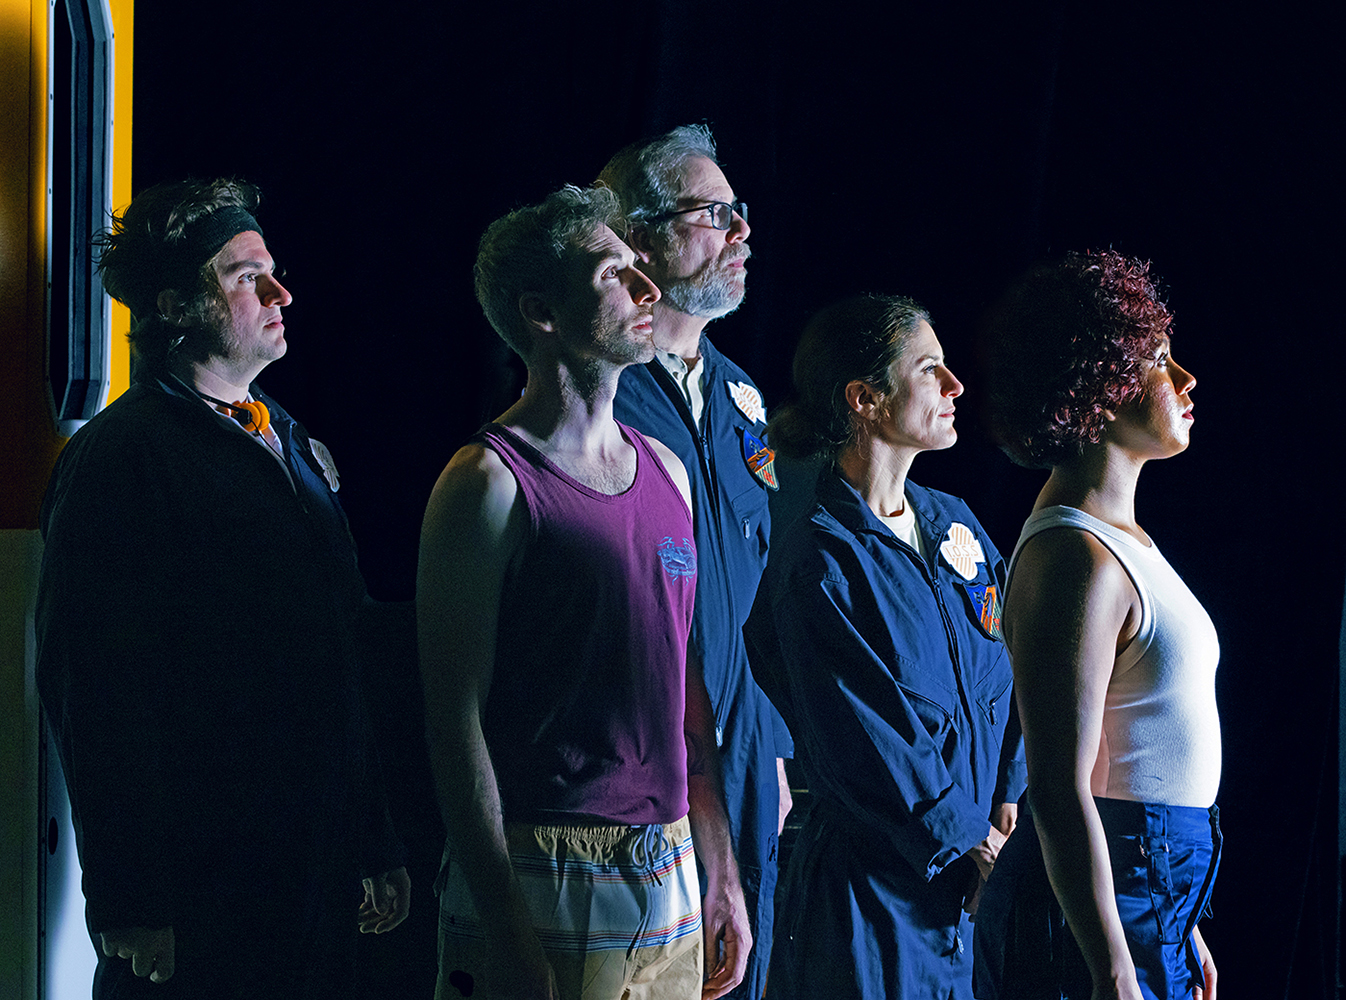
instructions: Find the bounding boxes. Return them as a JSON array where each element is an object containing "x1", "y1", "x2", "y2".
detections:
[
  {"x1": 614, "y1": 339, "x2": 793, "y2": 1000},
  {"x1": 747, "y1": 470, "x2": 1025, "y2": 1000}
]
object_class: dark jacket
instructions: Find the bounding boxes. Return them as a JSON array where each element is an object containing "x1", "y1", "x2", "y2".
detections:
[
  {"x1": 36, "y1": 375, "x2": 403, "y2": 941},
  {"x1": 614, "y1": 339, "x2": 792, "y2": 999}
]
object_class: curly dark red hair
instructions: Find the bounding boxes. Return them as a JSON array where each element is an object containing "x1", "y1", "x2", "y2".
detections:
[{"x1": 984, "y1": 249, "x2": 1173, "y2": 468}]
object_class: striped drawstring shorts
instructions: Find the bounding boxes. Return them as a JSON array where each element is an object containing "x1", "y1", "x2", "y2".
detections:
[{"x1": 435, "y1": 814, "x2": 703, "y2": 1000}]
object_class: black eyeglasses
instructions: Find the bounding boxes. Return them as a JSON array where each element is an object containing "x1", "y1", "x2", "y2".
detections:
[{"x1": 650, "y1": 200, "x2": 748, "y2": 230}]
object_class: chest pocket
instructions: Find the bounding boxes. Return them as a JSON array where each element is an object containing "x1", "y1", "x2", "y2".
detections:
[
  {"x1": 951, "y1": 560, "x2": 1012, "y2": 713},
  {"x1": 888, "y1": 652, "x2": 961, "y2": 759},
  {"x1": 886, "y1": 642, "x2": 961, "y2": 719},
  {"x1": 974, "y1": 651, "x2": 1014, "y2": 728},
  {"x1": 728, "y1": 482, "x2": 770, "y2": 560}
]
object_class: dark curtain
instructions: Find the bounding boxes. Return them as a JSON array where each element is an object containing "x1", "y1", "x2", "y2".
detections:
[{"x1": 131, "y1": 4, "x2": 1344, "y2": 996}]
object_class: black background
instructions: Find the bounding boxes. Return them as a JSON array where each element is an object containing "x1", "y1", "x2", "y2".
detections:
[{"x1": 132, "y1": 3, "x2": 1342, "y2": 995}]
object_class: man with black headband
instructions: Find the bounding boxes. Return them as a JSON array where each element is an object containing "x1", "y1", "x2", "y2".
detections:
[
  {"x1": 35, "y1": 178, "x2": 410, "y2": 997},
  {"x1": 600, "y1": 127, "x2": 791, "y2": 1000}
]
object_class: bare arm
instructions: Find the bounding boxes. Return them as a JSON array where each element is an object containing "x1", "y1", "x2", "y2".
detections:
[
  {"x1": 1006, "y1": 528, "x2": 1143, "y2": 1000},
  {"x1": 685, "y1": 647, "x2": 752, "y2": 1000},
  {"x1": 644, "y1": 433, "x2": 694, "y2": 517},
  {"x1": 417, "y1": 445, "x2": 556, "y2": 998},
  {"x1": 1190, "y1": 924, "x2": 1217, "y2": 1000}
]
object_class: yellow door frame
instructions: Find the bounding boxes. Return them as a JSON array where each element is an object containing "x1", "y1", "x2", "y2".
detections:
[{"x1": 0, "y1": 0, "x2": 131, "y2": 994}]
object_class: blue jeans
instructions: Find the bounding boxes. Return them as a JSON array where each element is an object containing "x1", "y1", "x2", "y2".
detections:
[{"x1": 974, "y1": 796, "x2": 1221, "y2": 1000}]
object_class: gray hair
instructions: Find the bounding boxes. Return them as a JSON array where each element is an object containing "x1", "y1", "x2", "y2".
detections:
[
  {"x1": 473, "y1": 184, "x2": 624, "y2": 359},
  {"x1": 596, "y1": 124, "x2": 719, "y2": 234}
]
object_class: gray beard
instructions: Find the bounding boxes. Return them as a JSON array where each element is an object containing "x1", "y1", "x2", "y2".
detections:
[{"x1": 659, "y1": 269, "x2": 746, "y2": 319}]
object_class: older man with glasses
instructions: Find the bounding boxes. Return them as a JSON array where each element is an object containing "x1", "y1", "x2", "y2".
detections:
[{"x1": 600, "y1": 126, "x2": 793, "y2": 1000}]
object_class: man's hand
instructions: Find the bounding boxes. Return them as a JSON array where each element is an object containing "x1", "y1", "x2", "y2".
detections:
[
  {"x1": 776, "y1": 757, "x2": 793, "y2": 835},
  {"x1": 100, "y1": 925, "x2": 175, "y2": 983},
  {"x1": 700, "y1": 871, "x2": 752, "y2": 1000},
  {"x1": 359, "y1": 866, "x2": 411, "y2": 933}
]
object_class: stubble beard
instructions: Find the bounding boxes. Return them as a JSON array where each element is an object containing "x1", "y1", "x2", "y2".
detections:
[
  {"x1": 201, "y1": 298, "x2": 286, "y2": 372},
  {"x1": 659, "y1": 244, "x2": 750, "y2": 320},
  {"x1": 592, "y1": 311, "x2": 657, "y2": 366}
]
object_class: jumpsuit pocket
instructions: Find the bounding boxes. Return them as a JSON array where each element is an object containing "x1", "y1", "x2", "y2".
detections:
[
  {"x1": 1143, "y1": 834, "x2": 1199, "y2": 944},
  {"x1": 974, "y1": 657, "x2": 1014, "y2": 729},
  {"x1": 957, "y1": 572, "x2": 1004, "y2": 643},
  {"x1": 728, "y1": 483, "x2": 770, "y2": 559},
  {"x1": 1105, "y1": 835, "x2": 1160, "y2": 950},
  {"x1": 896, "y1": 680, "x2": 958, "y2": 757},
  {"x1": 1107, "y1": 833, "x2": 1196, "y2": 946}
]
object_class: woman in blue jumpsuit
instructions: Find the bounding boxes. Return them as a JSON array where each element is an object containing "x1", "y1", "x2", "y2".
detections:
[{"x1": 746, "y1": 295, "x2": 1026, "y2": 999}]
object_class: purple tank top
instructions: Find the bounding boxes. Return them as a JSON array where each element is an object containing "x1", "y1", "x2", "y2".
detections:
[{"x1": 479, "y1": 422, "x2": 696, "y2": 825}]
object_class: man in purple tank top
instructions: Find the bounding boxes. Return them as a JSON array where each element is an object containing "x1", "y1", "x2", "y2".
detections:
[{"x1": 418, "y1": 184, "x2": 750, "y2": 1000}]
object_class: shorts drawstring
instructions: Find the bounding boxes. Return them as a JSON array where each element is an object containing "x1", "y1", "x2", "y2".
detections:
[
  {"x1": 632, "y1": 823, "x2": 665, "y2": 886},
  {"x1": 627, "y1": 823, "x2": 666, "y2": 959}
]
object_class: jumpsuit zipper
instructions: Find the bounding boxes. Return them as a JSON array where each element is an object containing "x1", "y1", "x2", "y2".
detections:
[
  {"x1": 889, "y1": 518, "x2": 981, "y2": 802},
  {"x1": 650, "y1": 361, "x2": 737, "y2": 733}
]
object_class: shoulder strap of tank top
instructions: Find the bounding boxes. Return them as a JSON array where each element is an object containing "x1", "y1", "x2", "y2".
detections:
[
  {"x1": 1008, "y1": 506, "x2": 1153, "y2": 662},
  {"x1": 619, "y1": 420, "x2": 684, "y2": 507}
]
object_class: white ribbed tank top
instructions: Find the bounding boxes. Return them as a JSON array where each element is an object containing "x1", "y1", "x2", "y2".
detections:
[{"x1": 1010, "y1": 506, "x2": 1221, "y2": 808}]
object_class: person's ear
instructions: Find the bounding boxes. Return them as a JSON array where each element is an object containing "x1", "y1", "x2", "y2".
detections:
[
  {"x1": 519, "y1": 292, "x2": 557, "y2": 333},
  {"x1": 844, "y1": 379, "x2": 884, "y2": 422},
  {"x1": 156, "y1": 289, "x2": 189, "y2": 325}
]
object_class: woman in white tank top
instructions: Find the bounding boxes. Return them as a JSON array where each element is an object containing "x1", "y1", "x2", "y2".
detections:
[{"x1": 972, "y1": 251, "x2": 1221, "y2": 1000}]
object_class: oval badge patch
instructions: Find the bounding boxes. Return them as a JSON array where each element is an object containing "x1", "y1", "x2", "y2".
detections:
[{"x1": 939, "y1": 522, "x2": 985, "y2": 581}]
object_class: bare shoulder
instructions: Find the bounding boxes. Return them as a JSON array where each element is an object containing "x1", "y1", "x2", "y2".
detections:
[
  {"x1": 1013, "y1": 526, "x2": 1133, "y2": 597},
  {"x1": 427, "y1": 444, "x2": 517, "y2": 519},
  {"x1": 1006, "y1": 526, "x2": 1140, "y2": 658},
  {"x1": 417, "y1": 444, "x2": 526, "y2": 701},
  {"x1": 419, "y1": 444, "x2": 524, "y2": 569},
  {"x1": 638, "y1": 432, "x2": 693, "y2": 515}
]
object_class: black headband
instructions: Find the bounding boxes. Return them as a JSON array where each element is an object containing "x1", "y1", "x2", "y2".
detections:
[{"x1": 176, "y1": 206, "x2": 263, "y2": 275}]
